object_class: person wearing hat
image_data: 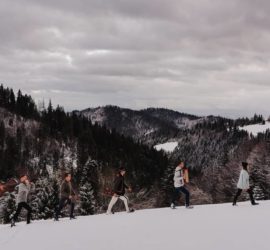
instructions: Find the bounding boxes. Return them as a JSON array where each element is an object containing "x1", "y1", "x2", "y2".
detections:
[
  {"x1": 233, "y1": 162, "x2": 259, "y2": 206},
  {"x1": 106, "y1": 168, "x2": 134, "y2": 214},
  {"x1": 171, "y1": 161, "x2": 193, "y2": 209},
  {"x1": 11, "y1": 174, "x2": 32, "y2": 227}
]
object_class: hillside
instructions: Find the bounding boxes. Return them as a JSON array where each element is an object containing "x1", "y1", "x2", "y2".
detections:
[
  {"x1": 1, "y1": 201, "x2": 269, "y2": 250},
  {"x1": 239, "y1": 121, "x2": 270, "y2": 136},
  {"x1": 0, "y1": 85, "x2": 169, "y2": 223},
  {"x1": 79, "y1": 106, "x2": 270, "y2": 204},
  {"x1": 1, "y1": 85, "x2": 270, "y2": 225},
  {"x1": 79, "y1": 106, "x2": 203, "y2": 145}
]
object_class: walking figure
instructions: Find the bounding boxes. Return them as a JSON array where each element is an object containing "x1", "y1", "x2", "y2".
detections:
[
  {"x1": 11, "y1": 174, "x2": 33, "y2": 227},
  {"x1": 233, "y1": 162, "x2": 259, "y2": 206},
  {"x1": 55, "y1": 173, "x2": 77, "y2": 221},
  {"x1": 171, "y1": 162, "x2": 193, "y2": 209},
  {"x1": 107, "y1": 168, "x2": 134, "y2": 214}
]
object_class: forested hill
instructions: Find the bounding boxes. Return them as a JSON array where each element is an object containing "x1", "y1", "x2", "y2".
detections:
[
  {"x1": 79, "y1": 106, "x2": 270, "y2": 205},
  {"x1": 0, "y1": 85, "x2": 168, "y2": 223},
  {"x1": 79, "y1": 106, "x2": 266, "y2": 146},
  {"x1": 1, "y1": 84, "x2": 270, "y2": 225}
]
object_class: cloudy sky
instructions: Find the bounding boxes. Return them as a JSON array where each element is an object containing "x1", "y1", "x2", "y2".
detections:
[{"x1": 1, "y1": 0, "x2": 270, "y2": 118}]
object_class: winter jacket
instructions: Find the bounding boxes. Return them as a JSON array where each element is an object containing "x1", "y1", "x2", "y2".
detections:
[
  {"x1": 174, "y1": 166, "x2": 185, "y2": 188},
  {"x1": 16, "y1": 182, "x2": 31, "y2": 204},
  {"x1": 113, "y1": 175, "x2": 128, "y2": 196},
  {"x1": 237, "y1": 169, "x2": 250, "y2": 190},
  {"x1": 60, "y1": 181, "x2": 75, "y2": 199}
]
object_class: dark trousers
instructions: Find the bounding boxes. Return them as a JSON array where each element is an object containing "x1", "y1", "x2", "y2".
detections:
[
  {"x1": 55, "y1": 198, "x2": 75, "y2": 219},
  {"x1": 233, "y1": 188, "x2": 255, "y2": 204},
  {"x1": 13, "y1": 202, "x2": 32, "y2": 224},
  {"x1": 172, "y1": 186, "x2": 190, "y2": 207}
]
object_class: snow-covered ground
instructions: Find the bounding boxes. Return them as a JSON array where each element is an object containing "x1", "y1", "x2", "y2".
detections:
[
  {"x1": 154, "y1": 142, "x2": 178, "y2": 153},
  {"x1": 1, "y1": 201, "x2": 269, "y2": 250},
  {"x1": 239, "y1": 122, "x2": 270, "y2": 136}
]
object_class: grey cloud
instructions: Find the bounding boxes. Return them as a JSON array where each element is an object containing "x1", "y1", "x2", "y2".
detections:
[{"x1": 1, "y1": 0, "x2": 270, "y2": 118}]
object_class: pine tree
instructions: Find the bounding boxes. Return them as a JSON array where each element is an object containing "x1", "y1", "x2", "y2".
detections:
[
  {"x1": 9, "y1": 89, "x2": 16, "y2": 112},
  {"x1": 0, "y1": 192, "x2": 16, "y2": 224},
  {"x1": 31, "y1": 178, "x2": 58, "y2": 220},
  {"x1": 0, "y1": 121, "x2": 5, "y2": 147},
  {"x1": 252, "y1": 185, "x2": 265, "y2": 200},
  {"x1": 79, "y1": 182, "x2": 96, "y2": 215}
]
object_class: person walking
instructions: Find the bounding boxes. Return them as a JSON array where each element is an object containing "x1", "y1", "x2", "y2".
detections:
[
  {"x1": 233, "y1": 162, "x2": 259, "y2": 206},
  {"x1": 106, "y1": 168, "x2": 134, "y2": 214},
  {"x1": 171, "y1": 161, "x2": 193, "y2": 209},
  {"x1": 55, "y1": 173, "x2": 77, "y2": 221},
  {"x1": 11, "y1": 174, "x2": 32, "y2": 227}
]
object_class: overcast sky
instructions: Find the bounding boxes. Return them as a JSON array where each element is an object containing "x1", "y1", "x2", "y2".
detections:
[{"x1": 1, "y1": 0, "x2": 270, "y2": 118}]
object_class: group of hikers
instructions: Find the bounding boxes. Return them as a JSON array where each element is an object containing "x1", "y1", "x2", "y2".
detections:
[
  {"x1": 171, "y1": 161, "x2": 259, "y2": 209},
  {"x1": 9, "y1": 167, "x2": 135, "y2": 227},
  {"x1": 7, "y1": 161, "x2": 259, "y2": 227},
  {"x1": 9, "y1": 172, "x2": 78, "y2": 227}
]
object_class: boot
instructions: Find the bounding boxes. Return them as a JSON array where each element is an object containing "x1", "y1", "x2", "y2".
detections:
[
  {"x1": 170, "y1": 203, "x2": 176, "y2": 209},
  {"x1": 10, "y1": 218, "x2": 15, "y2": 228},
  {"x1": 54, "y1": 214, "x2": 59, "y2": 221},
  {"x1": 252, "y1": 202, "x2": 259, "y2": 206}
]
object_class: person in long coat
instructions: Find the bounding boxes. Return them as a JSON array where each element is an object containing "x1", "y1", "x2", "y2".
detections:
[{"x1": 233, "y1": 162, "x2": 259, "y2": 206}]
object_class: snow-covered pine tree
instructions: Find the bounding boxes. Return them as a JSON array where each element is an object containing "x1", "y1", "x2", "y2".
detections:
[
  {"x1": 31, "y1": 178, "x2": 59, "y2": 220},
  {"x1": 76, "y1": 158, "x2": 99, "y2": 215},
  {"x1": 0, "y1": 192, "x2": 16, "y2": 224},
  {"x1": 159, "y1": 164, "x2": 176, "y2": 206},
  {"x1": 79, "y1": 182, "x2": 96, "y2": 215},
  {"x1": 252, "y1": 185, "x2": 265, "y2": 200},
  {"x1": 249, "y1": 157, "x2": 268, "y2": 201}
]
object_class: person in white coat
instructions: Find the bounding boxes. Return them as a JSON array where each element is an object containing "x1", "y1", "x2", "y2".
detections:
[
  {"x1": 233, "y1": 162, "x2": 259, "y2": 206},
  {"x1": 171, "y1": 161, "x2": 193, "y2": 209}
]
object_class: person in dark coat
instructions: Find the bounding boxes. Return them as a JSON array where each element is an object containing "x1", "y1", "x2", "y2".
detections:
[
  {"x1": 55, "y1": 173, "x2": 76, "y2": 221},
  {"x1": 11, "y1": 174, "x2": 33, "y2": 227},
  {"x1": 106, "y1": 168, "x2": 134, "y2": 214}
]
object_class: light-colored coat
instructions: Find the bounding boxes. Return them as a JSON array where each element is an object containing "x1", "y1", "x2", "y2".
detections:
[
  {"x1": 174, "y1": 166, "x2": 185, "y2": 188},
  {"x1": 237, "y1": 169, "x2": 250, "y2": 190},
  {"x1": 16, "y1": 182, "x2": 31, "y2": 204}
]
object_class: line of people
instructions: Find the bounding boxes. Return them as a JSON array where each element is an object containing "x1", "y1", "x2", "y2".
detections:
[
  {"x1": 9, "y1": 161, "x2": 259, "y2": 227},
  {"x1": 170, "y1": 161, "x2": 259, "y2": 209},
  {"x1": 10, "y1": 173, "x2": 78, "y2": 227},
  {"x1": 9, "y1": 167, "x2": 135, "y2": 227}
]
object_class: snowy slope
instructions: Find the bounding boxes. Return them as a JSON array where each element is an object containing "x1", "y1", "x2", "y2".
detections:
[
  {"x1": 154, "y1": 142, "x2": 178, "y2": 153},
  {"x1": 1, "y1": 201, "x2": 269, "y2": 250},
  {"x1": 239, "y1": 122, "x2": 270, "y2": 136}
]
